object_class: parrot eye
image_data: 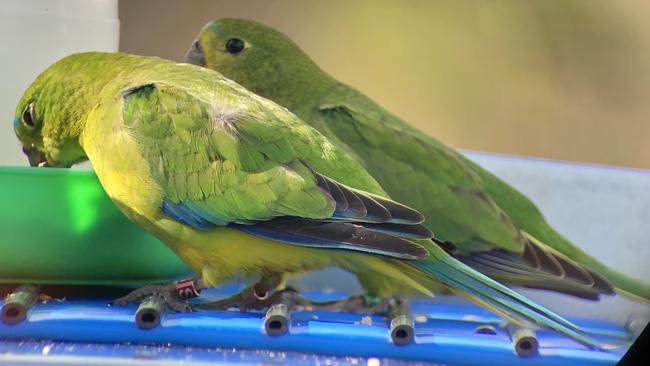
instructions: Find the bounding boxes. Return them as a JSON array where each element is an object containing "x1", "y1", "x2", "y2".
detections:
[
  {"x1": 225, "y1": 38, "x2": 245, "y2": 54},
  {"x1": 21, "y1": 103, "x2": 36, "y2": 128}
]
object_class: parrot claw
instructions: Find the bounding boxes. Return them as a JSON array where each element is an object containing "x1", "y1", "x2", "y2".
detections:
[{"x1": 112, "y1": 284, "x2": 192, "y2": 313}]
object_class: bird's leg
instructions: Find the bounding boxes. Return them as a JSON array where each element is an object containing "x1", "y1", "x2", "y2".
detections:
[
  {"x1": 194, "y1": 272, "x2": 289, "y2": 311},
  {"x1": 194, "y1": 273, "x2": 305, "y2": 336},
  {"x1": 112, "y1": 277, "x2": 203, "y2": 312}
]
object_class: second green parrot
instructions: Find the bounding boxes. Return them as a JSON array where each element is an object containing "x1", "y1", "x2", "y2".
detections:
[{"x1": 188, "y1": 18, "x2": 650, "y2": 302}]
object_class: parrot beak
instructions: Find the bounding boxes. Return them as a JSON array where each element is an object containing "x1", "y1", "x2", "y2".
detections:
[
  {"x1": 185, "y1": 39, "x2": 206, "y2": 67},
  {"x1": 22, "y1": 146, "x2": 49, "y2": 167}
]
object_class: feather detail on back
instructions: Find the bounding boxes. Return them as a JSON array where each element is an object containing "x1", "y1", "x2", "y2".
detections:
[{"x1": 121, "y1": 80, "x2": 431, "y2": 261}]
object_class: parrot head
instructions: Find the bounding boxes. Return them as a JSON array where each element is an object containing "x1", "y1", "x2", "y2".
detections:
[
  {"x1": 187, "y1": 18, "x2": 329, "y2": 109},
  {"x1": 13, "y1": 54, "x2": 101, "y2": 168}
]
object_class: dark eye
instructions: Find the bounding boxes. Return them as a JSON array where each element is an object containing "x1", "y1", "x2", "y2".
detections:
[
  {"x1": 225, "y1": 38, "x2": 245, "y2": 54},
  {"x1": 22, "y1": 103, "x2": 36, "y2": 128}
]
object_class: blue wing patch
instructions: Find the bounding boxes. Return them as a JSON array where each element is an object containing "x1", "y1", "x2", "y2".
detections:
[
  {"x1": 161, "y1": 199, "x2": 216, "y2": 231},
  {"x1": 162, "y1": 199, "x2": 254, "y2": 230}
]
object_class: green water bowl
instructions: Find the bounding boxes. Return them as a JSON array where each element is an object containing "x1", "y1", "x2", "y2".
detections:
[{"x1": 0, "y1": 166, "x2": 191, "y2": 285}]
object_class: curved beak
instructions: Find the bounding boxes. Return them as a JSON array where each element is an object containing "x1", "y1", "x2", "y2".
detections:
[
  {"x1": 185, "y1": 39, "x2": 206, "y2": 67},
  {"x1": 22, "y1": 146, "x2": 49, "y2": 167}
]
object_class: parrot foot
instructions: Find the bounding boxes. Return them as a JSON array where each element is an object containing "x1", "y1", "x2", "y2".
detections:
[
  {"x1": 112, "y1": 278, "x2": 203, "y2": 313},
  {"x1": 194, "y1": 272, "x2": 302, "y2": 312},
  {"x1": 194, "y1": 285, "x2": 303, "y2": 312}
]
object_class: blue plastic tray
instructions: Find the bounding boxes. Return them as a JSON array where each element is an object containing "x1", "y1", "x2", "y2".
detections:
[
  {"x1": 0, "y1": 340, "x2": 432, "y2": 366},
  {"x1": 0, "y1": 286, "x2": 631, "y2": 365}
]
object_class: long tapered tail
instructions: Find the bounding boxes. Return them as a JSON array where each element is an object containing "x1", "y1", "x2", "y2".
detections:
[{"x1": 410, "y1": 247, "x2": 605, "y2": 349}]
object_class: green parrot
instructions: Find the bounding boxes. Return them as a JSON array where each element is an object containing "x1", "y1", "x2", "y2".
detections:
[
  {"x1": 187, "y1": 18, "x2": 650, "y2": 302},
  {"x1": 13, "y1": 51, "x2": 603, "y2": 347}
]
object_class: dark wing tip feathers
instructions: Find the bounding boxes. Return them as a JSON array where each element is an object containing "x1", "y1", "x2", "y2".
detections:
[
  {"x1": 367, "y1": 194, "x2": 426, "y2": 224},
  {"x1": 236, "y1": 167, "x2": 433, "y2": 260},
  {"x1": 361, "y1": 222, "x2": 433, "y2": 240},
  {"x1": 314, "y1": 172, "x2": 366, "y2": 219},
  {"x1": 323, "y1": 177, "x2": 349, "y2": 211},
  {"x1": 338, "y1": 186, "x2": 368, "y2": 219},
  {"x1": 235, "y1": 218, "x2": 429, "y2": 260},
  {"x1": 313, "y1": 170, "x2": 424, "y2": 224},
  {"x1": 524, "y1": 238, "x2": 614, "y2": 294},
  {"x1": 355, "y1": 194, "x2": 392, "y2": 222},
  {"x1": 458, "y1": 236, "x2": 616, "y2": 300}
]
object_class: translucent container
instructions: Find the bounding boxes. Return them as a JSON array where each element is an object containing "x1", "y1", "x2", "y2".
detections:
[{"x1": 0, "y1": 167, "x2": 191, "y2": 285}]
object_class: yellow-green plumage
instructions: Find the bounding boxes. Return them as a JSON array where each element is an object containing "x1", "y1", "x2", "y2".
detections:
[{"x1": 14, "y1": 52, "x2": 601, "y2": 347}]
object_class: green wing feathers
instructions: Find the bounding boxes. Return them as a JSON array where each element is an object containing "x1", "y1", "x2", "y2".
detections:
[
  {"x1": 121, "y1": 81, "x2": 432, "y2": 260},
  {"x1": 123, "y1": 82, "x2": 334, "y2": 223},
  {"x1": 319, "y1": 100, "x2": 624, "y2": 300},
  {"x1": 319, "y1": 103, "x2": 524, "y2": 253}
]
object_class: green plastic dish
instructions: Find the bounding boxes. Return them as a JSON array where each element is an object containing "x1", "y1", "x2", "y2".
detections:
[{"x1": 0, "y1": 166, "x2": 192, "y2": 285}]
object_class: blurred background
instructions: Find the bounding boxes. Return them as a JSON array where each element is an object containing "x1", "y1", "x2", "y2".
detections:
[
  {"x1": 119, "y1": 0, "x2": 650, "y2": 169},
  {"x1": 2, "y1": 0, "x2": 648, "y2": 169}
]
